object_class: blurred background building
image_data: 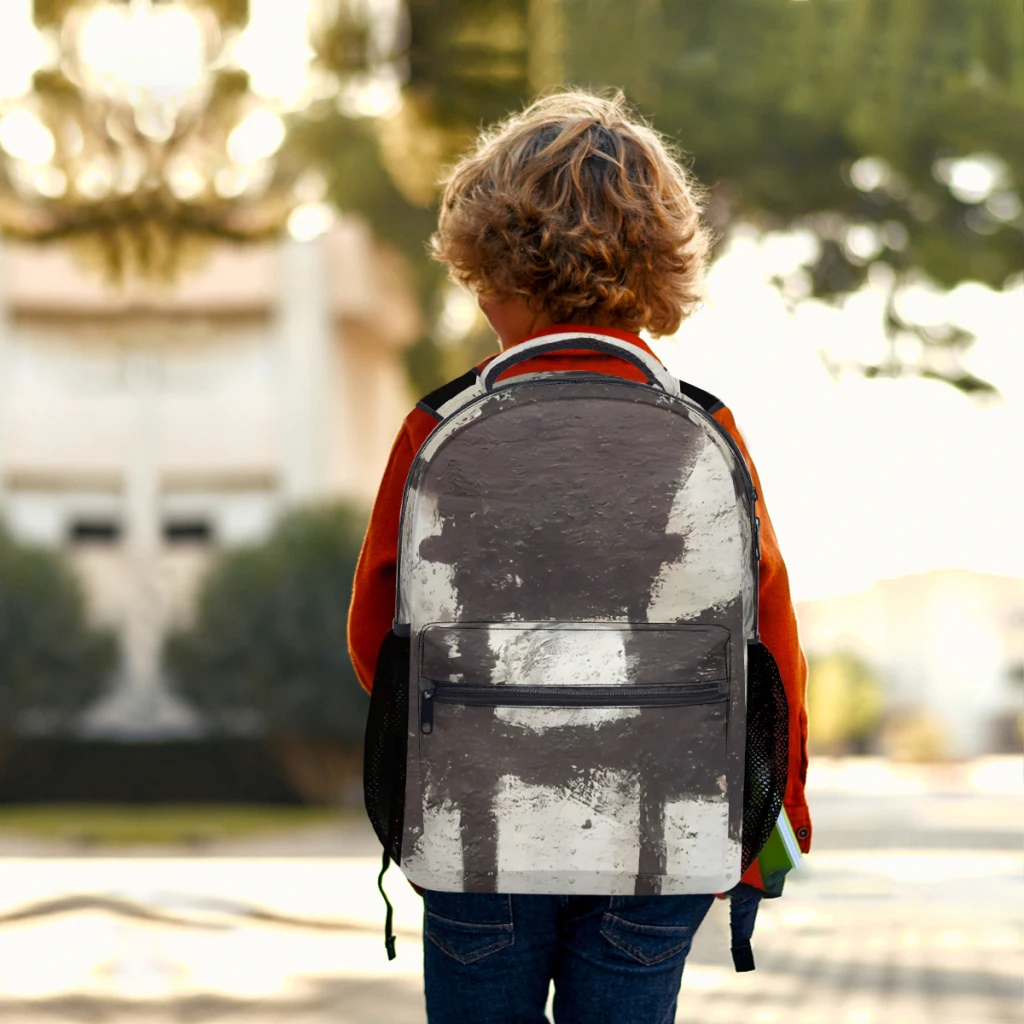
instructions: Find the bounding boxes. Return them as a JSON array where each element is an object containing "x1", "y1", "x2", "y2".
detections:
[
  {"x1": 798, "y1": 570, "x2": 1024, "y2": 758},
  {"x1": 0, "y1": 226, "x2": 417, "y2": 736}
]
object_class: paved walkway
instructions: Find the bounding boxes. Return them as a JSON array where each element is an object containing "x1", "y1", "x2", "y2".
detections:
[{"x1": 0, "y1": 758, "x2": 1020, "y2": 1023}]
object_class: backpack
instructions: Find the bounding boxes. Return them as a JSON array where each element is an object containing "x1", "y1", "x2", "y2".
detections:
[{"x1": 363, "y1": 333, "x2": 789, "y2": 963}]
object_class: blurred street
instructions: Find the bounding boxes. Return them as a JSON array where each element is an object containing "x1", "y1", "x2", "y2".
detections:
[{"x1": 0, "y1": 758, "x2": 1020, "y2": 1024}]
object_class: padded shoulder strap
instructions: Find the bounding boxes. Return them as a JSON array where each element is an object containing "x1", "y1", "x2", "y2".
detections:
[
  {"x1": 418, "y1": 367, "x2": 723, "y2": 421},
  {"x1": 416, "y1": 368, "x2": 483, "y2": 422},
  {"x1": 481, "y1": 333, "x2": 680, "y2": 397},
  {"x1": 677, "y1": 378, "x2": 724, "y2": 415}
]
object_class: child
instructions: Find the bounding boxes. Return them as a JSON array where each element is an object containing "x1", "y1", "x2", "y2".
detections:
[{"x1": 349, "y1": 89, "x2": 809, "y2": 1024}]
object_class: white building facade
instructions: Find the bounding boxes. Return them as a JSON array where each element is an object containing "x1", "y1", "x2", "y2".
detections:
[
  {"x1": 797, "y1": 569, "x2": 1024, "y2": 757},
  {"x1": 0, "y1": 222, "x2": 419, "y2": 736}
]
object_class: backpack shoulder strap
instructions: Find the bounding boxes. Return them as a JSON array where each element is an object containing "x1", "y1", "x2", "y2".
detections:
[
  {"x1": 418, "y1": 368, "x2": 723, "y2": 421},
  {"x1": 416, "y1": 368, "x2": 483, "y2": 422},
  {"x1": 676, "y1": 378, "x2": 725, "y2": 415}
]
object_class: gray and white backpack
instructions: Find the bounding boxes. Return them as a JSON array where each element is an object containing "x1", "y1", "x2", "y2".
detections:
[{"x1": 364, "y1": 334, "x2": 788, "y2": 960}]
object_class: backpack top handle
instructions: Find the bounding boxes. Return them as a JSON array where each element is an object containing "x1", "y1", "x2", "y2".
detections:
[{"x1": 480, "y1": 332, "x2": 681, "y2": 398}]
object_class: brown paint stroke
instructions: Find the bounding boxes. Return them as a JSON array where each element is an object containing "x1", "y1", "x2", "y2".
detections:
[{"x1": 404, "y1": 382, "x2": 750, "y2": 892}]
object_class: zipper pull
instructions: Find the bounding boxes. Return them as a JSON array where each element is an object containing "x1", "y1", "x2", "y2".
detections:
[{"x1": 420, "y1": 682, "x2": 435, "y2": 734}]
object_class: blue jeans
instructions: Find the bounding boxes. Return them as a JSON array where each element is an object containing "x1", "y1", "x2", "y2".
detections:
[{"x1": 422, "y1": 891, "x2": 715, "y2": 1024}]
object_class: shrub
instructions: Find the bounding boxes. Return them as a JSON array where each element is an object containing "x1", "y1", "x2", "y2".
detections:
[
  {"x1": 0, "y1": 526, "x2": 116, "y2": 733},
  {"x1": 165, "y1": 503, "x2": 369, "y2": 745}
]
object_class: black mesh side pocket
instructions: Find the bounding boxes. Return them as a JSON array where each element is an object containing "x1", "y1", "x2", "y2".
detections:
[
  {"x1": 363, "y1": 629, "x2": 410, "y2": 862},
  {"x1": 741, "y1": 641, "x2": 789, "y2": 873}
]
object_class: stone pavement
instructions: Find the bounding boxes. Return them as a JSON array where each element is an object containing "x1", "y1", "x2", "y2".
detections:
[{"x1": 0, "y1": 758, "x2": 1020, "y2": 1023}]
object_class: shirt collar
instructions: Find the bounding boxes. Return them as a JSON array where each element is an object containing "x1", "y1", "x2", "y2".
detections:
[{"x1": 518, "y1": 323, "x2": 659, "y2": 359}]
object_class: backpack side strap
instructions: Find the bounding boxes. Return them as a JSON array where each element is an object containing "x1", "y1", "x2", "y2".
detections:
[
  {"x1": 416, "y1": 369, "x2": 483, "y2": 421},
  {"x1": 729, "y1": 888, "x2": 762, "y2": 972}
]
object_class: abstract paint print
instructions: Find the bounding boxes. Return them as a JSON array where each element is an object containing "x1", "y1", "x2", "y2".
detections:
[{"x1": 396, "y1": 360, "x2": 757, "y2": 896}]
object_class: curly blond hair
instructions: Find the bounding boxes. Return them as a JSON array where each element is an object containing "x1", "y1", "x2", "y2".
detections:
[{"x1": 431, "y1": 90, "x2": 711, "y2": 337}]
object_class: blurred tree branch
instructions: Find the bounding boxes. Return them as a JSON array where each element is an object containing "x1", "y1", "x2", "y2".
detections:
[
  {"x1": 303, "y1": 0, "x2": 1022, "y2": 396},
  {"x1": 558, "y1": 0, "x2": 1022, "y2": 397}
]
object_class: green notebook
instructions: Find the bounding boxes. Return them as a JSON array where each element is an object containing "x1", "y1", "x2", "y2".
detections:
[{"x1": 757, "y1": 807, "x2": 802, "y2": 895}]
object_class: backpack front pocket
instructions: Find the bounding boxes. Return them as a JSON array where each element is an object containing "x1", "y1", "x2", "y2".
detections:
[
  {"x1": 401, "y1": 622, "x2": 741, "y2": 895},
  {"x1": 419, "y1": 680, "x2": 727, "y2": 732}
]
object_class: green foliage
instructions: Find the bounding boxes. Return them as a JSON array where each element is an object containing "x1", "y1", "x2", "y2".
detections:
[
  {"x1": 0, "y1": 803, "x2": 339, "y2": 847},
  {"x1": 403, "y1": 0, "x2": 535, "y2": 131},
  {"x1": 562, "y1": 0, "x2": 1023, "y2": 393},
  {"x1": 0, "y1": 527, "x2": 116, "y2": 732},
  {"x1": 165, "y1": 504, "x2": 369, "y2": 742},
  {"x1": 293, "y1": 0, "x2": 543, "y2": 393},
  {"x1": 302, "y1": 0, "x2": 1022, "y2": 395},
  {"x1": 807, "y1": 650, "x2": 884, "y2": 755},
  {"x1": 567, "y1": 0, "x2": 1023, "y2": 284},
  {"x1": 287, "y1": 114, "x2": 442, "y2": 295}
]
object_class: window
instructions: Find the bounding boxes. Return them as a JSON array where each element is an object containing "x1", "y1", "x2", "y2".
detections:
[
  {"x1": 69, "y1": 518, "x2": 122, "y2": 544},
  {"x1": 163, "y1": 519, "x2": 213, "y2": 544}
]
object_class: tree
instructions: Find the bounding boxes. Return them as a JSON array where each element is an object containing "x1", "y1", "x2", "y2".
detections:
[
  {"x1": 561, "y1": 0, "x2": 1023, "y2": 396},
  {"x1": 0, "y1": 526, "x2": 116, "y2": 733},
  {"x1": 299, "y1": 0, "x2": 1022, "y2": 396},
  {"x1": 165, "y1": 503, "x2": 369, "y2": 744},
  {"x1": 292, "y1": 0, "x2": 554, "y2": 393}
]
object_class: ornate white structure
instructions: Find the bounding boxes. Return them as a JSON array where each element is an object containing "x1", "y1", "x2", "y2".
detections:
[{"x1": 0, "y1": 221, "x2": 419, "y2": 736}]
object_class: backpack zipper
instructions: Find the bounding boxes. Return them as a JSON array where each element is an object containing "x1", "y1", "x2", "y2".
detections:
[{"x1": 419, "y1": 680, "x2": 727, "y2": 733}]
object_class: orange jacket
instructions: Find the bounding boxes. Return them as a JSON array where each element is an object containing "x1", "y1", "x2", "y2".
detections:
[{"x1": 348, "y1": 325, "x2": 811, "y2": 857}]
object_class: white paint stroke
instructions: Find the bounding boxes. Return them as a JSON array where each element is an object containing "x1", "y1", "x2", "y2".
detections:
[
  {"x1": 662, "y1": 796, "x2": 738, "y2": 888},
  {"x1": 486, "y1": 625, "x2": 640, "y2": 731},
  {"x1": 646, "y1": 433, "x2": 749, "y2": 623},
  {"x1": 402, "y1": 490, "x2": 460, "y2": 625},
  {"x1": 495, "y1": 770, "x2": 641, "y2": 886},
  {"x1": 400, "y1": 791, "x2": 463, "y2": 891}
]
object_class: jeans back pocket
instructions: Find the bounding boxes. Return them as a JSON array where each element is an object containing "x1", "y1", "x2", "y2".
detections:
[
  {"x1": 424, "y1": 892, "x2": 514, "y2": 965},
  {"x1": 600, "y1": 914, "x2": 697, "y2": 967}
]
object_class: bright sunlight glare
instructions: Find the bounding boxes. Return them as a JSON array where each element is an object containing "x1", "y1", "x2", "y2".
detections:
[
  {"x1": 652, "y1": 227, "x2": 1024, "y2": 602},
  {"x1": 0, "y1": 108, "x2": 55, "y2": 164},
  {"x1": 78, "y1": 3, "x2": 206, "y2": 101},
  {"x1": 933, "y1": 154, "x2": 1008, "y2": 205},
  {"x1": 0, "y1": 0, "x2": 52, "y2": 101},
  {"x1": 337, "y1": 71, "x2": 404, "y2": 118},
  {"x1": 227, "y1": 109, "x2": 287, "y2": 165},
  {"x1": 232, "y1": 0, "x2": 317, "y2": 109},
  {"x1": 287, "y1": 201, "x2": 336, "y2": 242}
]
